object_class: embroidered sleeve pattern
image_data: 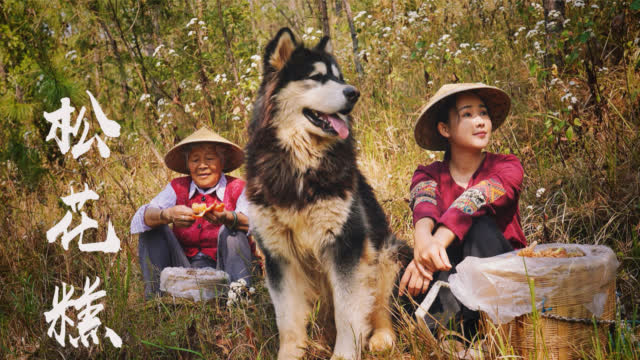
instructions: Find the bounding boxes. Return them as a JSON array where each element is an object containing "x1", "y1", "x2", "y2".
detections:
[
  {"x1": 450, "y1": 178, "x2": 506, "y2": 215},
  {"x1": 409, "y1": 180, "x2": 438, "y2": 210}
]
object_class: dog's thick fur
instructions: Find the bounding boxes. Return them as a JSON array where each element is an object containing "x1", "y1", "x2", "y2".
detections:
[{"x1": 245, "y1": 28, "x2": 400, "y2": 360}]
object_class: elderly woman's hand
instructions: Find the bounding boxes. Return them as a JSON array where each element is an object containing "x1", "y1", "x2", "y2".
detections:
[
  {"x1": 164, "y1": 205, "x2": 196, "y2": 228},
  {"x1": 203, "y1": 209, "x2": 228, "y2": 226}
]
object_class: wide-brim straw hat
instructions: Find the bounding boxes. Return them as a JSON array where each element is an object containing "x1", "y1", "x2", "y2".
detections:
[
  {"x1": 414, "y1": 83, "x2": 511, "y2": 150},
  {"x1": 164, "y1": 127, "x2": 244, "y2": 174}
]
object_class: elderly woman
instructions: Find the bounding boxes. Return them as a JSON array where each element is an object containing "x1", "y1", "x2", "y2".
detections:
[{"x1": 131, "y1": 127, "x2": 254, "y2": 299}]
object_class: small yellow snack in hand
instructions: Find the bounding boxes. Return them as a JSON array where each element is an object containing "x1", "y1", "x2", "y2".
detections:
[
  {"x1": 192, "y1": 203, "x2": 207, "y2": 214},
  {"x1": 191, "y1": 202, "x2": 225, "y2": 218}
]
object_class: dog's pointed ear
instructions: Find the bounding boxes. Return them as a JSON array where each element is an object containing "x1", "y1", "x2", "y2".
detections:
[
  {"x1": 264, "y1": 28, "x2": 297, "y2": 73},
  {"x1": 315, "y1": 36, "x2": 332, "y2": 54}
]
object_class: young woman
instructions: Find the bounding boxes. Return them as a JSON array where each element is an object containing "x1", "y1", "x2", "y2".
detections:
[{"x1": 399, "y1": 83, "x2": 527, "y2": 335}]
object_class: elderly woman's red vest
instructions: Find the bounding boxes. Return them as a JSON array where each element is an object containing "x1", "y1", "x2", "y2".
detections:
[{"x1": 170, "y1": 175, "x2": 245, "y2": 260}]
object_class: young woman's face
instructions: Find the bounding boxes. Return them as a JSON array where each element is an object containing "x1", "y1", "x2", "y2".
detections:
[
  {"x1": 187, "y1": 144, "x2": 222, "y2": 189},
  {"x1": 439, "y1": 93, "x2": 492, "y2": 151}
]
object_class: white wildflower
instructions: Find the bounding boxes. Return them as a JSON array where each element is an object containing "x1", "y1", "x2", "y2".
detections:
[
  {"x1": 139, "y1": 93, "x2": 150, "y2": 102},
  {"x1": 526, "y1": 205, "x2": 533, "y2": 210},
  {"x1": 249, "y1": 287, "x2": 255, "y2": 294},
  {"x1": 188, "y1": 30, "x2": 195, "y2": 36},
  {"x1": 536, "y1": 188, "x2": 546, "y2": 198},
  {"x1": 203, "y1": 36, "x2": 208, "y2": 41},
  {"x1": 65, "y1": 50, "x2": 76, "y2": 59},
  {"x1": 152, "y1": 44, "x2": 164, "y2": 57},
  {"x1": 230, "y1": 281, "x2": 241, "y2": 291},
  {"x1": 460, "y1": 43, "x2": 470, "y2": 48},
  {"x1": 186, "y1": 18, "x2": 197, "y2": 28},
  {"x1": 198, "y1": 20, "x2": 205, "y2": 25}
]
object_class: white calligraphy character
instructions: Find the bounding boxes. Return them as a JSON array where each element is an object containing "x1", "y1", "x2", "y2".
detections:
[
  {"x1": 46, "y1": 183, "x2": 120, "y2": 253},
  {"x1": 44, "y1": 277, "x2": 122, "y2": 348},
  {"x1": 71, "y1": 91, "x2": 121, "y2": 159},
  {"x1": 44, "y1": 90, "x2": 121, "y2": 159}
]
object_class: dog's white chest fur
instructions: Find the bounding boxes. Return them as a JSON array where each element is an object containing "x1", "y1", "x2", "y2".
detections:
[{"x1": 249, "y1": 194, "x2": 353, "y2": 260}]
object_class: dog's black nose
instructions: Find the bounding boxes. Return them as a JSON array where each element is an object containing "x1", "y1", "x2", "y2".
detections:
[{"x1": 343, "y1": 86, "x2": 360, "y2": 103}]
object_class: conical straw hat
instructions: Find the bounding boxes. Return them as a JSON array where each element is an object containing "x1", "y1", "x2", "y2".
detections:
[
  {"x1": 414, "y1": 83, "x2": 511, "y2": 150},
  {"x1": 164, "y1": 127, "x2": 244, "y2": 174}
]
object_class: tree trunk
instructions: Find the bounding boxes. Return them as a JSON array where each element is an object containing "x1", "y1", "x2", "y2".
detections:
[
  {"x1": 197, "y1": 0, "x2": 217, "y2": 125},
  {"x1": 334, "y1": 0, "x2": 342, "y2": 15},
  {"x1": 0, "y1": 59, "x2": 6, "y2": 85},
  {"x1": 248, "y1": 0, "x2": 257, "y2": 33},
  {"x1": 318, "y1": 0, "x2": 330, "y2": 38},
  {"x1": 341, "y1": 0, "x2": 363, "y2": 75},
  {"x1": 542, "y1": 0, "x2": 565, "y2": 67},
  {"x1": 216, "y1": 0, "x2": 240, "y2": 84},
  {"x1": 97, "y1": 19, "x2": 129, "y2": 100},
  {"x1": 271, "y1": 0, "x2": 301, "y2": 33},
  {"x1": 106, "y1": 1, "x2": 149, "y2": 94}
]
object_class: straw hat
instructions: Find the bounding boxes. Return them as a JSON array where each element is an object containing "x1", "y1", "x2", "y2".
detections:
[
  {"x1": 164, "y1": 127, "x2": 244, "y2": 174},
  {"x1": 414, "y1": 83, "x2": 511, "y2": 150}
]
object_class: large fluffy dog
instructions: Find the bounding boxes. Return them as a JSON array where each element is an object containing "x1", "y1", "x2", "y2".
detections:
[{"x1": 245, "y1": 28, "x2": 400, "y2": 360}]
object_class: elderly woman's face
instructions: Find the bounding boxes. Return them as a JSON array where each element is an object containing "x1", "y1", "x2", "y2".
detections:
[{"x1": 187, "y1": 144, "x2": 222, "y2": 189}]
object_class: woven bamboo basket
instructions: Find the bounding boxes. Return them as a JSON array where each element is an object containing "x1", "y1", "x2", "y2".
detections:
[
  {"x1": 477, "y1": 244, "x2": 617, "y2": 360},
  {"x1": 482, "y1": 281, "x2": 615, "y2": 359}
]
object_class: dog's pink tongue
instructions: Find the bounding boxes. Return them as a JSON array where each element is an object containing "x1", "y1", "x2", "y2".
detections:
[{"x1": 327, "y1": 115, "x2": 349, "y2": 139}]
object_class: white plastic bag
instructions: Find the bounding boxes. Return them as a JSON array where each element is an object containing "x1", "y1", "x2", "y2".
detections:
[
  {"x1": 448, "y1": 243, "x2": 618, "y2": 324},
  {"x1": 160, "y1": 267, "x2": 229, "y2": 301}
]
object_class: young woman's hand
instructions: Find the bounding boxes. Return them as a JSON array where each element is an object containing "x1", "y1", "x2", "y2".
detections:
[
  {"x1": 399, "y1": 260, "x2": 433, "y2": 297},
  {"x1": 164, "y1": 205, "x2": 195, "y2": 228},
  {"x1": 413, "y1": 218, "x2": 453, "y2": 275},
  {"x1": 414, "y1": 236, "x2": 452, "y2": 274}
]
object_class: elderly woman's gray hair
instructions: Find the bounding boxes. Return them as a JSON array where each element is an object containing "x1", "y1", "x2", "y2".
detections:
[{"x1": 183, "y1": 143, "x2": 227, "y2": 167}]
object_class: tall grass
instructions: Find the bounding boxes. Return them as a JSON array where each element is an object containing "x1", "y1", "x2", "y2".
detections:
[{"x1": 1, "y1": 0, "x2": 639, "y2": 358}]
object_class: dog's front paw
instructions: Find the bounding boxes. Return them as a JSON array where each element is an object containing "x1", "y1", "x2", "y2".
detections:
[{"x1": 368, "y1": 328, "x2": 395, "y2": 352}]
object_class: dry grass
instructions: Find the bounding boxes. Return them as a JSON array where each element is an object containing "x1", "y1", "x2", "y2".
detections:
[{"x1": 1, "y1": 0, "x2": 639, "y2": 358}]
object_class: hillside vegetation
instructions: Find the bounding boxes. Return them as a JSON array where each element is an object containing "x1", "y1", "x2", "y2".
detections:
[{"x1": 1, "y1": 0, "x2": 639, "y2": 358}]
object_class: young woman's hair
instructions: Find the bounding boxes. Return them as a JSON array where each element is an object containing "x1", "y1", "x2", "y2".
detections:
[{"x1": 436, "y1": 94, "x2": 458, "y2": 126}]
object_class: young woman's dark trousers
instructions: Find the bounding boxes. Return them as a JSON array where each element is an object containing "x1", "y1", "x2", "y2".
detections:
[{"x1": 409, "y1": 215, "x2": 514, "y2": 338}]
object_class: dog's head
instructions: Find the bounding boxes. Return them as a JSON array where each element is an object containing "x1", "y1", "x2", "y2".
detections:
[{"x1": 259, "y1": 28, "x2": 359, "y2": 140}]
